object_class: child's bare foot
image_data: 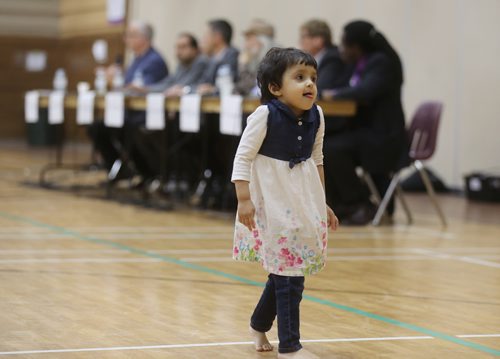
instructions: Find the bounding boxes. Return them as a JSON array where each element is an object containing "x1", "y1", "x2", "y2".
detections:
[
  {"x1": 249, "y1": 326, "x2": 273, "y2": 352},
  {"x1": 277, "y1": 348, "x2": 319, "y2": 358}
]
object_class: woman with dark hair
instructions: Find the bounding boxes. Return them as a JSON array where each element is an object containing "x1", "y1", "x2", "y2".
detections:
[{"x1": 323, "y1": 20, "x2": 408, "y2": 225}]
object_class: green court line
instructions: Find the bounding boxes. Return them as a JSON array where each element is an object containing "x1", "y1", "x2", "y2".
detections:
[{"x1": 0, "y1": 210, "x2": 499, "y2": 357}]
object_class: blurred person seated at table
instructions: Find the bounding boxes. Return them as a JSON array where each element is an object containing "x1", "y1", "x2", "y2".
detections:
[
  {"x1": 300, "y1": 19, "x2": 352, "y2": 134},
  {"x1": 322, "y1": 20, "x2": 408, "y2": 225},
  {"x1": 190, "y1": 19, "x2": 239, "y2": 209},
  {"x1": 196, "y1": 19, "x2": 239, "y2": 95},
  {"x1": 133, "y1": 33, "x2": 208, "y2": 96},
  {"x1": 107, "y1": 21, "x2": 168, "y2": 91},
  {"x1": 88, "y1": 20, "x2": 168, "y2": 182},
  {"x1": 234, "y1": 19, "x2": 276, "y2": 97},
  {"x1": 126, "y1": 33, "x2": 209, "y2": 190},
  {"x1": 300, "y1": 19, "x2": 351, "y2": 96}
]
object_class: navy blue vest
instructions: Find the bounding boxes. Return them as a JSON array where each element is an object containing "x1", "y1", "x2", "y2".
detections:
[{"x1": 258, "y1": 99, "x2": 320, "y2": 168}]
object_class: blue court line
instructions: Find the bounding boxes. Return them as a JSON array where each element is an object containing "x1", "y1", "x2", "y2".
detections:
[{"x1": 0, "y1": 210, "x2": 498, "y2": 356}]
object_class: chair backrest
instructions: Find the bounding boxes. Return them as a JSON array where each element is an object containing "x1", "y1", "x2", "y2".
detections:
[{"x1": 407, "y1": 101, "x2": 443, "y2": 160}]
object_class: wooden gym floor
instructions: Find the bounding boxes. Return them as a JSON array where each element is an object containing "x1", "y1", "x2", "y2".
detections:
[{"x1": 0, "y1": 141, "x2": 499, "y2": 358}]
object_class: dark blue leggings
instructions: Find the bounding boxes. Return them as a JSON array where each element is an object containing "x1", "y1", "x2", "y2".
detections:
[{"x1": 250, "y1": 274, "x2": 305, "y2": 354}]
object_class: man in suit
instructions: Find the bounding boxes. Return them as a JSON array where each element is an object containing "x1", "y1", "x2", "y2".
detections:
[
  {"x1": 88, "y1": 21, "x2": 168, "y2": 182},
  {"x1": 144, "y1": 33, "x2": 209, "y2": 95},
  {"x1": 300, "y1": 19, "x2": 351, "y2": 93},
  {"x1": 192, "y1": 19, "x2": 239, "y2": 209},
  {"x1": 127, "y1": 33, "x2": 209, "y2": 185},
  {"x1": 300, "y1": 20, "x2": 352, "y2": 135},
  {"x1": 196, "y1": 19, "x2": 239, "y2": 95}
]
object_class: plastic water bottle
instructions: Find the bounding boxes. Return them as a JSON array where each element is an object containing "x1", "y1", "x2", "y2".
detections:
[
  {"x1": 132, "y1": 70, "x2": 144, "y2": 87},
  {"x1": 94, "y1": 67, "x2": 107, "y2": 94},
  {"x1": 215, "y1": 65, "x2": 234, "y2": 96},
  {"x1": 53, "y1": 68, "x2": 68, "y2": 92},
  {"x1": 112, "y1": 67, "x2": 124, "y2": 89}
]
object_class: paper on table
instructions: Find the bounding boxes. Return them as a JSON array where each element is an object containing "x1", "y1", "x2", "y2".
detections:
[
  {"x1": 76, "y1": 91, "x2": 96, "y2": 125},
  {"x1": 25, "y1": 91, "x2": 39, "y2": 123},
  {"x1": 220, "y1": 95, "x2": 243, "y2": 136},
  {"x1": 104, "y1": 92, "x2": 125, "y2": 128},
  {"x1": 179, "y1": 94, "x2": 201, "y2": 133},
  {"x1": 48, "y1": 91, "x2": 65, "y2": 124},
  {"x1": 145, "y1": 93, "x2": 165, "y2": 130}
]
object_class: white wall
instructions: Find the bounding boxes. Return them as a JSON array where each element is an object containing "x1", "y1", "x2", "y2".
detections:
[{"x1": 129, "y1": 0, "x2": 500, "y2": 188}]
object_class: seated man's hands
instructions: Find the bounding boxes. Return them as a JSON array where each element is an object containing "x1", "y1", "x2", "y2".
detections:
[
  {"x1": 104, "y1": 64, "x2": 121, "y2": 85},
  {"x1": 124, "y1": 84, "x2": 147, "y2": 94},
  {"x1": 321, "y1": 89, "x2": 337, "y2": 100},
  {"x1": 164, "y1": 85, "x2": 184, "y2": 97},
  {"x1": 197, "y1": 83, "x2": 216, "y2": 95}
]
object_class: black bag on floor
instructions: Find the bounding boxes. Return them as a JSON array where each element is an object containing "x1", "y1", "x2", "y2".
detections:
[{"x1": 464, "y1": 171, "x2": 500, "y2": 202}]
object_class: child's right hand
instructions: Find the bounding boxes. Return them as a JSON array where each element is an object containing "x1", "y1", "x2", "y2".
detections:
[
  {"x1": 327, "y1": 205, "x2": 339, "y2": 231},
  {"x1": 238, "y1": 200, "x2": 256, "y2": 231}
]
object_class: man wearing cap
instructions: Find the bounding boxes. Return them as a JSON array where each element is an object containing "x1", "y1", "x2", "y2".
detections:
[{"x1": 235, "y1": 19, "x2": 276, "y2": 96}]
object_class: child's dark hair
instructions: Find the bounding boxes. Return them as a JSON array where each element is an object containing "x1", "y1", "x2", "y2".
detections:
[{"x1": 257, "y1": 47, "x2": 317, "y2": 104}]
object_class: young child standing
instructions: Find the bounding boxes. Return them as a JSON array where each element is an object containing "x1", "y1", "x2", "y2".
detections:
[{"x1": 232, "y1": 47, "x2": 339, "y2": 358}]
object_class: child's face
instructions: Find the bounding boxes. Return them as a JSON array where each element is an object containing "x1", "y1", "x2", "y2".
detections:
[{"x1": 271, "y1": 64, "x2": 318, "y2": 116}]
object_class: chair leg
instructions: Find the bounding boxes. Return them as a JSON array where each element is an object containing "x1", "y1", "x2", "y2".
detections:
[
  {"x1": 395, "y1": 183, "x2": 413, "y2": 225},
  {"x1": 362, "y1": 172, "x2": 381, "y2": 205},
  {"x1": 108, "y1": 159, "x2": 122, "y2": 181},
  {"x1": 372, "y1": 172, "x2": 400, "y2": 226},
  {"x1": 414, "y1": 160, "x2": 447, "y2": 227}
]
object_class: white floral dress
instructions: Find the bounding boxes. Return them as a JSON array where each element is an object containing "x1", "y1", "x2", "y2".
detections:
[{"x1": 231, "y1": 104, "x2": 328, "y2": 276}]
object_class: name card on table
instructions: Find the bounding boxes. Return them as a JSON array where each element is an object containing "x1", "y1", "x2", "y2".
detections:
[
  {"x1": 104, "y1": 92, "x2": 125, "y2": 128},
  {"x1": 48, "y1": 91, "x2": 65, "y2": 124},
  {"x1": 145, "y1": 93, "x2": 165, "y2": 130},
  {"x1": 220, "y1": 95, "x2": 243, "y2": 136},
  {"x1": 76, "y1": 91, "x2": 96, "y2": 125},
  {"x1": 25, "y1": 91, "x2": 39, "y2": 123},
  {"x1": 179, "y1": 94, "x2": 201, "y2": 133}
]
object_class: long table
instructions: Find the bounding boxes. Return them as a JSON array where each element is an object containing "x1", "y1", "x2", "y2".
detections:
[
  {"x1": 33, "y1": 94, "x2": 356, "y2": 200},
  {"x1": 37, "y1": 94, "x2": 356, "y2": 116}
]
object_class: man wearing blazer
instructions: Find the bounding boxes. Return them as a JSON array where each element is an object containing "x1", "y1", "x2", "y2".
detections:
[
  {"x1": 300, "y1": 20, "x2": 352, "y2": 135},
  {"x1": 193, "y1": 19, "x2": 240, "y2": 209},
  {"x1": 196, "y1": 19, "x2": 239, "y2": 95},
  {"x1": 300, "y1": 20, "x2": 351, "y2": 94}
]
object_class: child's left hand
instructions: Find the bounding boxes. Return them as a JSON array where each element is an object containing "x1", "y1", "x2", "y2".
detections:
[{"x1": 327, "y1": 205, "x2": 339, "y2": 231}]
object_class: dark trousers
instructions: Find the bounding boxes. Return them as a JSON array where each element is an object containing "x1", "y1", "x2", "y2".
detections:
[
  {"x1": 204, "y1": 114, "x2": 239, "y2": 180},
  {"x1": 197, "y1": 114, "x2": 239, "y2": 209},
  {"x1": 87, "y1": 112, "x2": 154, "y2": 179},
  {"x1": 87, "y1": 120, "x2": 122, "y2": 171},
  {"x1": 323, "y1": 132, "x2": 395, "y2": 215},
  {"x1": 250, "y1": 274, "x2": 305, "y2": 354},
  {"x1": 132, "y1": 127, "x2": 165, "y2": 179},
  {"x1": 323, "y1": 132, "x2": 370, "y2": 206}
]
